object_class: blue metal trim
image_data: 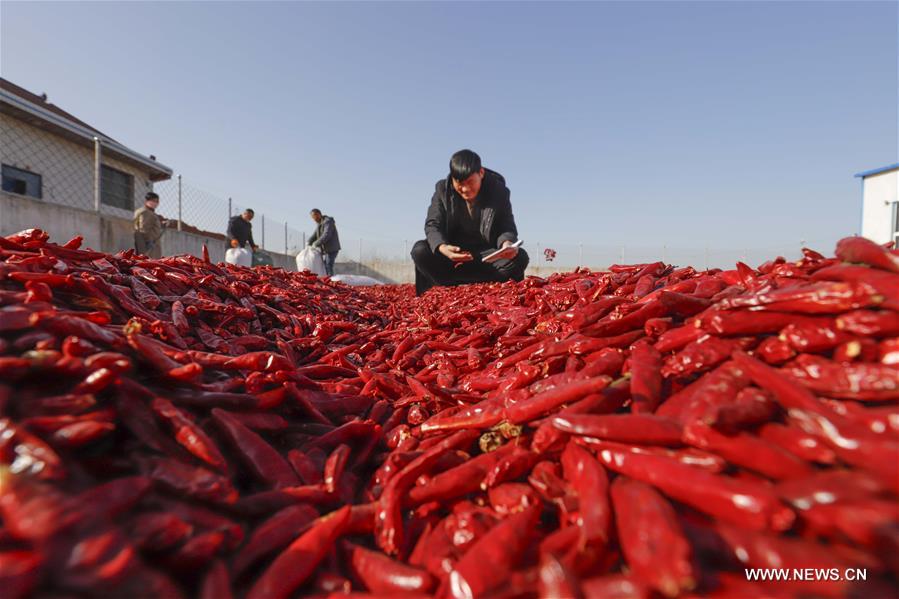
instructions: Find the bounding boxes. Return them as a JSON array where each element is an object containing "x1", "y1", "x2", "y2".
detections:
[{"x1": 854, "y1": 163, "x2": 899, "y2": 178}]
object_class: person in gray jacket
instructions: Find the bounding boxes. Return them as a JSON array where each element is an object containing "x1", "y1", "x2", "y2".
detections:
[
  {"x1": 411, "y1": 149, "x2": 528, "y2": 295},
  {"x1": 308, "y1": 209, "x2": 341, "y2": 276}
]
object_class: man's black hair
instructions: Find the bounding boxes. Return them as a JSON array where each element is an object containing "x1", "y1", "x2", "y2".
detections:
[
  {"x1": 244, "y1": 208, "x2": 255, "y2": 216},
  {"x1": 310, "y1": 208, "x2": 322, "y2": 215},
  {"x1": 450, "y1": 149, "x2": 482, "y2": 182},
  {"x1": 145, "y1": 192, "x2": 159, "y2": 201}
]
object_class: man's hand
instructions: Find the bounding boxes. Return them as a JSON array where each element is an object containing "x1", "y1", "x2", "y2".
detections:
[
  {"x1": 490, "y1": 240, "x2": 520, "y2": 261},
  {"x1": 251, "y1": 245, "x2": 259, "y2": 252},
  {"x1": 438, "y1": 244, "x2": 473, "y2": 263},
  {"x1": 501, "y1": 240, "x2": 520, "y2": 255}
]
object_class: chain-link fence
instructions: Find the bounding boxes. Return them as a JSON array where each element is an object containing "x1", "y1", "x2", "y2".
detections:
[
  {"x1": 1, "y1": 112, "x2": 155, "y2": 221},
  {"x1": 151, "y1": 178, "x2": 309, "y2": 255}
]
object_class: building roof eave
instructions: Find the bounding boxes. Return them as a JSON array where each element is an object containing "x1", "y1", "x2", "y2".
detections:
[
  {"x1": 1, "y1": 88, "x2": 173, "y2": 181},
  {"x1": 854, "y1": 163, "x2": 899, "y2": 179}
]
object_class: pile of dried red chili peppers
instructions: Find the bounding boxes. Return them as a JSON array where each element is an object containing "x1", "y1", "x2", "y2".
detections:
[{"x1": 0, "y1": 227, "x2": 897, "y2": 598}]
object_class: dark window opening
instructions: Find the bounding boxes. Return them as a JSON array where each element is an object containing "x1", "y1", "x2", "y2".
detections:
[
  {"x1": 1, "y1": 164, "x2": 42, "y2": 199},
  {"x1": 100, "y1": 165, "x2": 134, "y2": 211}
]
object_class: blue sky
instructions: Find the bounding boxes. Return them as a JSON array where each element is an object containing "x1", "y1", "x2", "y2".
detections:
[{"x1": 2, "y1": 1, "x2": 897, "y2": 265}]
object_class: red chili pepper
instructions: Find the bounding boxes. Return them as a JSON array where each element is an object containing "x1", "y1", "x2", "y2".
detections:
[
  {"x1": 787, "y1": 408, "x2": 899, "y2": 494},
  {"x1": 561, "y1": 441, "x2": 611, "y2": 544},
  {"x1": 407, "y1": 443, "x2": 515, "y2": 505},
  {"x1": 702, "y1": 386, "x2": 778, "y2": 433},
  {"x1": 211, "y1": 408, "x2": 299, "y2": 488},
  {"x1": 611, "y1": 476, "x2": 696, "y2": 597},
  {"x1": 654, "y1": 322, "x2": 705, "y2": 353},
  {"x1": 482, "y1": 444, "x2": 541, "y2": 488},
  {"x1": 719, "y1": 280, "x2": 883, "y2": 314},
  {"x1": 420, "y1": 398, "x2": 504, "y2": 434},
  {"x1": 504, "y1": 376, "x2": 611, "y2": 424},
  {"x1": 835, "y1": 235, "x2": 899, "y2": 273},
  {"x1": 200, "y1": 560, "x2": 232, "y2": 599},
  {"x1": 699, "y1": 310, "x2": 830, "y2": 336},
  {"x1": 345, "y1": 542, "x2": 435, "y2": 595},
  {"x1": 833, "y1": 337, "x2": 879, "y2": 363},
  {"x1": 233, "y1": 485, "x2": 333, "y2": 516},
  {"x1": 658, "y1": 360, "x2": 751, "y2": 425},
  {"x1": 553, "y1": 413, "x2": 684, "y2": 446},
  {"x1": 595, "y1": 443, "x2": 794, "y2": 531},
  {"x1": 754, "y1": 335, "x2": 797, "y2": 365},
  {"x1": 446, "y1": 504, "x2": 541, "y2": 599},
  {"x1": 247, "y1": 505, "x2": 351, "y2": 599},
  {"x1": 488, "y1": 482, "x2": 541, "y2": 515},
  {"x1": 580, "y1": 574, "x2": 651, "y2": 599},
  {"x1": 784, "y1": 354, "x2": 899, "y2": 401},
  {"x1": 836, "y1": 309, "x2": 899, "y2": 336},
  {"x1": 629, "y1": 342, "x2": 662, "y2": 413},
  {"x1": 152, "y1": 398, "x2": 227, "y2": 472},
  {"x1": 0, "y1": 418, "x2": 64, "y2": 480},
  {"x1": 776, "y1": 469, "x2": 889, "y2": 513},
  {"x1": 662, "y1": 335, "x2": 740, "y2": 378},
  {"x1": 231, "y1": 504, "x2": 319, "y2": 577},
  {"x1": 577, "y1": 439, "x2": 727, "y2": 473},
  {"x1": 130, "y1": 512, "x2": 194, "y2": 552},
  {"x1": 880, "y1": 337, "x2": 899, "y2": 365},
  {"x1": 537, "y1": 552, "x2": 583, "y2": 599},
  {"x1": 683, "y1": 422, "x2": 812, "y2": 480},
  {"x1": 377, "y1": 429, "x2": 480, "y2": 555},
  {"x1": 532, "y1": 385, "x2": 628, "y2": 454},
  {"x1": 323, "y1": 443, "x2": 351, "y2": 494},
  {"x1": 757, "y1": 423, "x2": 836, "y2": 465},
  {"x1": 139, "y1": 456, "x2": 238, "y2": 504}
]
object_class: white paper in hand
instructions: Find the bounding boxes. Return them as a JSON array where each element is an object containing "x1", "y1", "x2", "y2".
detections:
[{"x1": 482, "y1": 240, "x2": 523, "y2": 263}]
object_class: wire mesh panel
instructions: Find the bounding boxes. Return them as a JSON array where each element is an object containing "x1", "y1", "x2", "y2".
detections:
[
  {"x1": 154, "y1": 178, "x2": 231, "y2": 240},
  {"x1": 1, "y1": 113, "x2": 95, "y2": 211}
]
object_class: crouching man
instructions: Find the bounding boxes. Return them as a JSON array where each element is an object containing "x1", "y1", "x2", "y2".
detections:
[{"x1": 411, "y1": 149, "x2": 528, "y2": 296}]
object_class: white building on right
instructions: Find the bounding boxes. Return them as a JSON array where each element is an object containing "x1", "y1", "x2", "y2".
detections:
[{"x1": 856, "y1": 163, "x2": 898, "y2": 246}]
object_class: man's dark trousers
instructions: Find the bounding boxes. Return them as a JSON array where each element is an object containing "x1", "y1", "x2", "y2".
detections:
[{"x1": 411, "y1": 240, "x2": 529, "y2": 296}]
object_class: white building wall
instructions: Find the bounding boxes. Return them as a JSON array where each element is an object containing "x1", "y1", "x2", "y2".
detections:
[
  {"x1": 1, "y1": 112, "x2": 154, "y2": 218},
  {"x1": 860, "y1": 169, "x2": 898, "y2": 245}
]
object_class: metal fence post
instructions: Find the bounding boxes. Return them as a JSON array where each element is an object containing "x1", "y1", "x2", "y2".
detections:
[
  {"x1": 177, "y1": 175, "x2": 183, "y2": 231},
  {"x1": 404, "y1": 240, "x2": 408, "y2": 263},
  {"x1": 261, "y1": 215, "x2": 265, "y2": 249},
  {"x1": 302, "y1": 232, "x2": 305, "y2": 246},
  {"x1": 93, "y1": 137, "x2": 102, "y2": 212},
  {"x1": 284, "y1": 223, "x2": 288, "y2": 255},
  {"x1": 358, "y1": 239, "x2": 362, "y2": 266},
  {"x1": 228, "y1": 197, "x2": 232, "y2": 219}
]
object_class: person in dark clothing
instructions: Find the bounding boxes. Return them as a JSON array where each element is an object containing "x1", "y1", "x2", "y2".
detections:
[
  {"x1": 227, "y1": 209, "x2": 258, "y2": 251},
  {"x1": 411, "y1": 149, "x2": 529, "y2": 295},
  {"x1": 307, "y1": 209, "x2": 341, "y2": 276}
]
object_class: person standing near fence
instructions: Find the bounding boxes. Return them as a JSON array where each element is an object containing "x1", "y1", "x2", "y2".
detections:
[
  {"x1": 133, "y1": 192, "x2": 164, "y2": 258},
  {"x1": 227, "y1": 209, "x2": 258, "y2": 251},
  {"x1": 411, "y1": 149, "x2": 528, "y2": 295},
  {"x1": 307, "y1": 209, "x2": 341, "y2": 276}
]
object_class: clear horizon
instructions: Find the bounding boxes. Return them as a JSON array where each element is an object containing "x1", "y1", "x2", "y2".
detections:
[{"x1": 2, "y1": 1, "x2": 897, "y2": 267}]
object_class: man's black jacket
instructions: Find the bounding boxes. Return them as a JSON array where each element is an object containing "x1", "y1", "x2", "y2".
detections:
[
  {"x1": 227, "y1": 215, "x2": 255, "y2": 248},
  {"x1": 424, "y1": 169, "x2": 519, "y2": 253}
]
